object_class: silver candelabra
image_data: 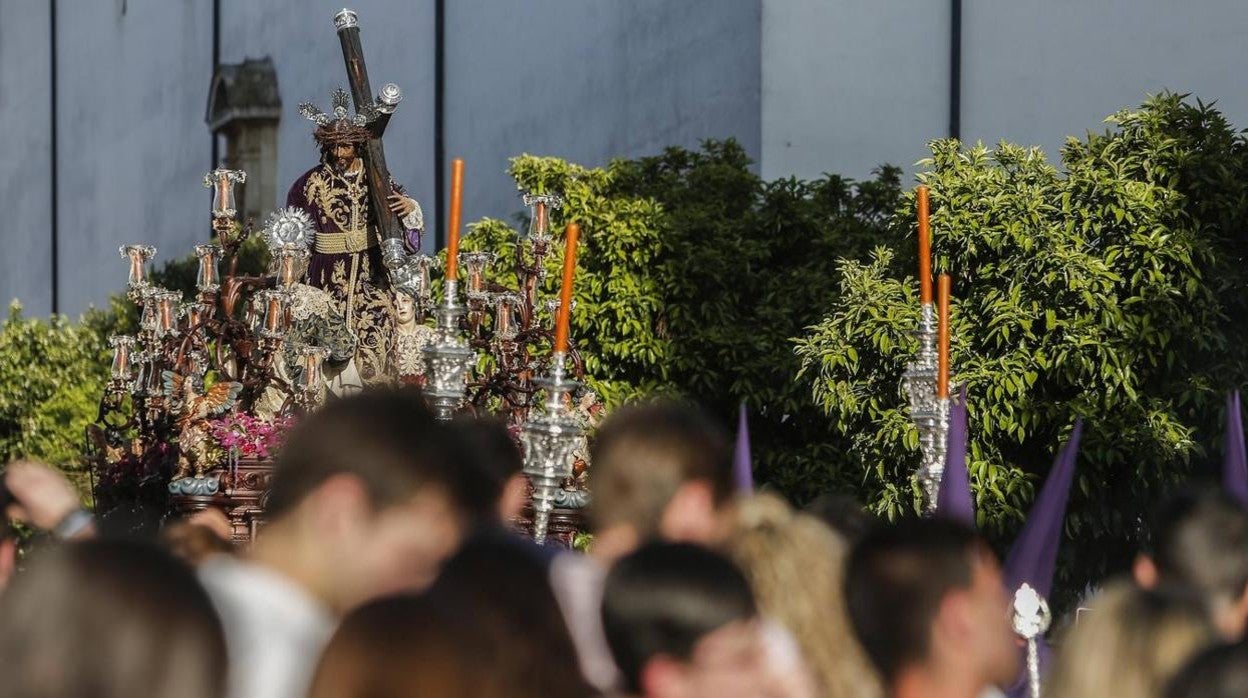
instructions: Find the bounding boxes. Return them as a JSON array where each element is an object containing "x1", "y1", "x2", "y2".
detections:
[
  {"x1": 519, "y1": 354, "x2": 582, "y2": 544},
  {"x1": 421, "y1": 279, "x2": 476, "y2": 421},
  {"x1": 902, "y1": 302, "x2": 949, "y2": 513}
]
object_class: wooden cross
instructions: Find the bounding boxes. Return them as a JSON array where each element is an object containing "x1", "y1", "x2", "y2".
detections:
[{"x1": 333, "y1": 8, "x2": 403, "y2": 247}]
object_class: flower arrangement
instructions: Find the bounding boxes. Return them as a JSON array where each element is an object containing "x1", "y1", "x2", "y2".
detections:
[{"x1": 208, "y1": 413, "x2": 296, "y2": 460}]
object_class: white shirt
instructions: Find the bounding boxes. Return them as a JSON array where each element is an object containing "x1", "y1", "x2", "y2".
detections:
[
  {"x1": 549, "y1": 551, "x2": 620, "y2": 692},
  {"x1": 199, "y1": 556, "x2": 336, "y2": 698}
]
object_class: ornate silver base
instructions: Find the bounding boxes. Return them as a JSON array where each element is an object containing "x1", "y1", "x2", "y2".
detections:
[
  {"x1": 902, "y1": 303, "x2": 950, "y2": 513},
  {"x1": 519, "y1": 357, "x2": 582, "y2": 544},
  {"x1": 422, "y1": 281, "x2": 475, "y2": 421}
]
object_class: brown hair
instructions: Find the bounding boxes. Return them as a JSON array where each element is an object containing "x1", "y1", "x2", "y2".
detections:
[
  {"x1": 0, "y1": 540, "x2": 226, "y2": 698},
  {"x1": 310, "y1": 593, "x2": 506, "y2": 698},
  {"x1": 428, "y1": 532, "x2": 595, "y2": 698},
  {"x1": 723, "y1": 493, "x2": 885, "y2": 698},
  {"x1": 1047, "y1": 580, "x2": 1217, "y2": 698},
  {"x1": 587, "y1": 401, "x2": 732, "y2": 535},
  {"x1": 265, "y1": 388, "x2": 465, "y2": 520}
]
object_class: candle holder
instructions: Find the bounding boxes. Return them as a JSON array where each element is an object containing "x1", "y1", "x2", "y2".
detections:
[
  {"x1": 194, "y1": 244, "x2": 221, "y2": 293},
  {"x1": 274, "y1": 247, "x2": 310, "y2": 290},
  {"x1": 1011, "y1": 584, "x2": 1051, "y2": 698},
  {"x1": 421, "y1": 280, "x2": 476, "y2": 421},
  {"x1": 257, "y1": 290, "x2": 289, "y2": 341},
  {"x1": 154, "y1": 289, "x2": 181, "y2": 339},
  {"x1": 204, "y1": 169, "x2": 247, "y2": 220},
  {"x1": 902, "y1": 303, "x2": 949, "y2": 512},
  {"x1": 522, "y1": 193, "x2": 563, "y2": 246},
  {"x1": 120, "y1": 245, "x2": 157, "y2": 291},
  {"x1": 108, "y1": 335, "x2": 136, "y2": 392},
  {"x1": 296, "y1": 344, "x2": 332, "y2": 407},
  {"x1": 459, "y1": 251, "x2": 495, "y2": 303},
  {"x1": 519, "y1": 355, "x2": 581, "y2": 544}
]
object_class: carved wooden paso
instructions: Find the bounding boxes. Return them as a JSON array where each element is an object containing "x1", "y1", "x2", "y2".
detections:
[{"x1": 333, "y1": 8, "x2": 403, "y2": 246}]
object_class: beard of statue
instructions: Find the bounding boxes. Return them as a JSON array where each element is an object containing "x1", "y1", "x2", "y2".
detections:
[{"x1": 326, "y1": 143, "x2": 360, "y2": 174}]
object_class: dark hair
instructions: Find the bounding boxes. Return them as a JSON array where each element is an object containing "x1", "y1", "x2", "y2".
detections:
[
  {"x1": 428, "y1": 532, "x2": 594, "y2": 698},
  {"x1": 1165, "y1": 639, "x2": 1248, "y2": 698},
  {"x1": 601, "y1": 542, "x2": 756, "y2": 693},
  {"x1": 804, "y1": 492, "x2": 876, "y2": 546},
  {"x1": 588, "y1": 401, "x2": 733, "y2": 534},
  {"x1": 0, "y1": 540, "x2": 226, "y2": 698},
  {"x1": 310, "y1": 593, "x2": 504, "y2": 698},
  {"x1": 1150, "y1": 488, "x2": 1248, "y2": 606},
  {"x1": 446, "y1": 416, "x2": 524, "y2": 523},
  {"x1": 845, "y1": 517, "x2": 981, "y2": 682},
  {"x1": 265, "y1": 388, "x2": 464, "y2": 519}
]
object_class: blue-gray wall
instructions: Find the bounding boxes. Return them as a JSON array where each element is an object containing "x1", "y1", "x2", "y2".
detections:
[
  {"x1": 6, "y1": 0, "x2": 1248, "y2": 316},
  {"x1": 1, "y1": 0, "x2": 761, "y2": 317}
]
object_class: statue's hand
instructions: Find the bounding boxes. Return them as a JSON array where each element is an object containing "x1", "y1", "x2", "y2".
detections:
[{"x1": 387, "y1": 194, "x2": 416, "y2": 217}]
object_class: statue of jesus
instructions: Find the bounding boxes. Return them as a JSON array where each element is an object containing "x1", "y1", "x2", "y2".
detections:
[{"x1": 285, "y1": 89, "x2": 423, "y2": 381}]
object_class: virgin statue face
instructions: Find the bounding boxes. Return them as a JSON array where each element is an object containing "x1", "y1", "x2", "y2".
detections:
[{"x1": 394, "y1": 292, "x2": 416, "y2": 326}]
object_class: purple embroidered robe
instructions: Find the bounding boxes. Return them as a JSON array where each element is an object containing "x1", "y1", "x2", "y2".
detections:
[{"x1": 285, "y1": 163, "x2": 422, "y2": 381}]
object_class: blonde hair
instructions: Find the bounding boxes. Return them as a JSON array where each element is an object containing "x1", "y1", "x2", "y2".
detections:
[
  {"x1": 1047, "y1": 579, "x2": 1216, "y2": 698},
  {"x1": 722, "y1": 493, "x2": 885, "y2": 698}
]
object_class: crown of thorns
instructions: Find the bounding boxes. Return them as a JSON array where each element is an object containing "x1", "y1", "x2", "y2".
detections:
[{"x1": 298, "y1": 88, "x2": 375, "y2": 146}]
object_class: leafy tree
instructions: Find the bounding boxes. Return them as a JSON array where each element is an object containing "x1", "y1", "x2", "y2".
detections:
[
  {"x1": 0, "y1": 303, "x2": 110, "y2": 496},
  {"x1": 461, "y1": 141, "x2": 901, "y2": 499},
  {"x1": 795, "y1": 94, "x2": 1248, "y2": 603}
]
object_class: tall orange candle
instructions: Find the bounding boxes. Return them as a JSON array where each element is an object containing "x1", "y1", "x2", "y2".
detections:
[
  {"x1": 217, "y1": 174, "x2": 229, "y2": 215},
  {"x1": 918, "y1": 185, "x2": 932, "y2": 305},
  {"x1": 937, "y1": 274, "x2": 951, "y2": 398},
  {"x1": 445, "y1": 158, "x2": 464, "y2": 281},
  {"x1": 553, "y1": 222, "x2": 581, "y2": 354}
]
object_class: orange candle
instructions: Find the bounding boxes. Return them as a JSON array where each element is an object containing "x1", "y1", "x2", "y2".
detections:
[
  {"x1": 445, "y1": 158, "x2": 464, "y2": 281},
  {"x1": 937, "y1": 274, "x2": 951, "y2": 398},
  {"x1": 553, "y1": 223, "x2": 581, "y2": 354},
  {"x1": 918, "y1": 185, "x2": 932, "y2": 305}
]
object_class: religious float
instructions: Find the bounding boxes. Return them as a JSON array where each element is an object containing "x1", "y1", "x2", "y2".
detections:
[{"x1": 87, "y1": 8, "x2": 596, "y2": 547}]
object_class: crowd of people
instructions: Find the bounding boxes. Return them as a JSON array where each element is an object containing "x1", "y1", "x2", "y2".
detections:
[{"x1": 2, "y1": 387, "x2": 1248, "y2": 698}]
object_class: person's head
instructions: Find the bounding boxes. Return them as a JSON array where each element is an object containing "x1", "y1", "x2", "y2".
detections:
[
  {"x1": 588, "y1": 402, "x2": 733, "y2": 555},
  {"x1": 1047, "y1": 580, "x2": 1216, "y2": 698},
  {"x1": 803, "y1": 492, "x2": 876, "y2": 546},
  {"x1": 446, "y1": 416, "x2": 529, "y2": 524},
  {"x1": 1134, "y1": 488, "x2": 1248, "y2": 639},
  {"x1": 845, "y1": 517, "x2": 1017, "y2": 691},
  {"x1": 723, "y1": 493, "x2": 884, "y2": 698},
  {"x1": 1165, "y1": 639, "x2": 1248, "y2": 698},
  {"x1": 310, "y1": 593, "x2": 504, "y2": 698},
  {"x1": 602, "y1": 542, "x2": 764, "y2": 698},
  {"x1": 0, "y1": 540, "x2": 226, "y2": 698},
  {"x1": 394, "y1": 290, "x2": 417, "y2": 327},
  {"x1": 262, "y1": 388, "x2": 469, "y2": 611},
  {"x1": 428, "y1": 532, "x2": 593, "y2": 698},
  {"x1": 160, "y1": 519, "x2": 233, "y2": 566}
]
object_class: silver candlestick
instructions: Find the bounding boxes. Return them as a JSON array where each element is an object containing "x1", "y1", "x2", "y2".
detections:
[
  {"x1": 902, "y1": 302, "x2": 949, "y2": 513},
  {"x1": 1012, "y1": 583, "x2": 1052, "y2": 698},
  {"x1": 519, "y1": 354, "x2": 582, "y2": 544},
  {"x1": 421, "y1": 279, "x2": 476, "y2": 421}
]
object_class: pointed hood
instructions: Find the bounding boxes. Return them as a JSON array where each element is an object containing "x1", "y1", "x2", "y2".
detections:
[
  {"x1": 1224, "y1": 391, "x2": 1248, "y2": 507},
  {"x1": 732, "y1": 403, "x2": 754, "y2": 494},
  {"x1": 1002, "y1": 419, "x2": 1083, "y2": 698},
  {"x1": 936, "y1": 387, "x2": 975, "y2": 527}
]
